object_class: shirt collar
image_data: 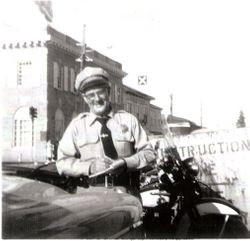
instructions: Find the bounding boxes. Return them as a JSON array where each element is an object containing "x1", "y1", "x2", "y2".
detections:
[{"x1": 87, "y1": 109, "x2": 114, "y2": 126}]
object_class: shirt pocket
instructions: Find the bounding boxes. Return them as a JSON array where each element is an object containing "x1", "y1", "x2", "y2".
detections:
[
  {"x1": 76, "y1": 134, "x2": 99, "y2": 148},
  {"x1": 113, "y1": 132, "x2": 134, "y2": 157},
  {"x1": 76, "y1": 134, "x2": 103, "y2": 161}
]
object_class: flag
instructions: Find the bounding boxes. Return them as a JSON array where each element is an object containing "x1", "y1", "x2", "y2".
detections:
[
  {"x1": 138, "y1": 75, "x2": 147, "y2": 85},
  {"x1": 35, "y1": 1, "x2": 53, "y2": 22}
]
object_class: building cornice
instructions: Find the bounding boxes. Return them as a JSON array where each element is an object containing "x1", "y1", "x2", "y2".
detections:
[
  {"x1": 86, "y1": 48, "x2": 127, "y2": 78},
  {"x1": 123, "y1": 84, "x2": 155, "y2": 101},
  {"x1": 46, "y1": 26, "x2": 80, "y2": 56},
  {"x1": 46, "y1": 27, "x2": 127, "y2": 78},
  {"x1": 150, "y1": 103, "x2": 162, "y2": 110},
  {"x1": 2, "y1": 40, "x2": 46, "y2": 50},
  {"x1": 2, "y1": 25, "x2": 127, "y2": 79},
  {"x1": 89, "y1": 57, "x2": 127, "y2": 78}
]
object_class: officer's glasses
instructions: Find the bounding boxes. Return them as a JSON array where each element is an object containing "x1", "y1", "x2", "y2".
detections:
[{"x1": 82, "y1": 89, "x2": 107, "y2": 101}]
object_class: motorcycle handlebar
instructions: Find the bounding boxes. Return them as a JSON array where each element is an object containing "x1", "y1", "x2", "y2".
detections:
[{"x1": 89, "y1": 166, "x2": 114, "y2": 179}]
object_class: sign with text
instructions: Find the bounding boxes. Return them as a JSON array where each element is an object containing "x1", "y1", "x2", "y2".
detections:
[{"x1": 173, "y1": 128, "x2": 250, "y2": 199}]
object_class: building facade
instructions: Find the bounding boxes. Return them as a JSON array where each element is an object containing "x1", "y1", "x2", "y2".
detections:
[
  {"x1": 123, "y1": 85, "x2": 162, "y2": 135},
  {"x1": 2, "y1": 25, "x2": 162, "y2": 163},
  {"x1": 149, "y1": 104, "x2": 163, "y2": 135},
  {"x1": 2, "y1": 35, "x2": 49, "y2": 162}
]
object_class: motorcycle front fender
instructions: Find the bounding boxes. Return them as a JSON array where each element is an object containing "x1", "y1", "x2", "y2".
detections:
[
  {"x1": 175, "y1": 197, "x2": 247, "y2": 238},
  {"x1": 195, "y1": 197, "x2": 241, "y2": 216}
]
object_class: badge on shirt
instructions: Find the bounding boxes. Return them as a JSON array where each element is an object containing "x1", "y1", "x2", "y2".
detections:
[{"x1": 120, "y1": 124, "x2": 128, "y2": 133}]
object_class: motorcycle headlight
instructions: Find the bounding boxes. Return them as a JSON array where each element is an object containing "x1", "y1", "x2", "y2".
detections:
[{"x1": 183, "y1": 157, "x2": 199, "y2": 176}]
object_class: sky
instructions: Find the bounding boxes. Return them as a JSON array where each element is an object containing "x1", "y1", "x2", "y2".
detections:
[{"x1": 1, "y1": 0, "x2": 250, "y2": 129}]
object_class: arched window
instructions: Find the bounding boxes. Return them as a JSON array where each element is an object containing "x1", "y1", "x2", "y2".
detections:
[
  {"x1": 70, "y1": 68, "x2": 75, "y2": 92},
  {"x1": 13, "y1": 107, "x2": 32, "y2": 146},
  {"x1": 53, "y1": 61, "x2": 60, "y2": 89},
  {"x1": 64, "y1": 66, "x2": 68, "y2": 91},
  {"x1": 55, "y1": 108, "x2": 65, "y2": 140}
]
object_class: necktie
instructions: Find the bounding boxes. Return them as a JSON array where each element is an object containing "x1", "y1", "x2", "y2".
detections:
[{"x1": 96, "y1": 117, "x2": 118, "y2": 159}]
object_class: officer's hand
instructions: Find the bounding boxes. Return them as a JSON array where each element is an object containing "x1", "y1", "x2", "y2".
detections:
[{"x1": 90, "y1": 158, "x2": 112, "y2": 174}]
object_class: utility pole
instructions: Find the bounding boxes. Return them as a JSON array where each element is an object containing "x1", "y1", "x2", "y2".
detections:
[
  {"x1": 170, "y1": 93, "x2": 173, "y2": 116},
  {"x1": 29, "y1": 106, "x2": 37, "y2": 165},
  {"x1": 80, "y1": 24, "x2": 86, "y2": 112},
  {"x1": 200, "y1": 100, "x2": 203, "y2": 127},
  {"x1": 80, "y1": 24, "x2": 86, "y2": 71}
]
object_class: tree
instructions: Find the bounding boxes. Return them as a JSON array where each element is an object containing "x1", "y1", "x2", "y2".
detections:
[{"x1": 236, "y1": 110, "x2": 246, "y2": 128}]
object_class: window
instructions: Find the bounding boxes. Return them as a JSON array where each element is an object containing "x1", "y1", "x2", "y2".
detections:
[
  {"x1": 17, "y1": 61, "x2": 32, "y2": 86},
  {"x1": 115, "y1": 85, "x2": 118, "y2": 103},
  {"x1": 64, "y1": 66, "x2": 68, "y2": 91},
  {"x1": 70, "y1": 68, "x2": 75, "y2": 92},
  {"x1": 55, "y1": 109, "x2": 65, "y2": 140},
  {"x1": 59, "y1": 66, "x2": 64, "y2": 89},
  {"x1": 110, "y1": 83, "x2": 115, "y2": 102},
  {"x1": 13, "y1": 107, "x2": 32, "y2": 147},
  {"x1": 68, "y1": 67, "x2": 71, "y2": 92},
  {"x1": 20, "y1": 120, "x2": 32, "y2": 145},
  {"x1": 125, "y1": 103, "x2": 130, "y2": 112},
  {"x1": 53, "y1": 61, "x2": 59, "y2": 88},
  {"x1": 115, "y1": 85, "x2": 122, "y2": 104}
]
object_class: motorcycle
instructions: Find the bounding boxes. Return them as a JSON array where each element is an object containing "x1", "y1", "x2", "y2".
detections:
[
  {"x1": 4, "y1": 138, "x2": 248, "y2": 239},
  {"x1": 140, "y1": 138, "x2": 249, "y2": 238}
]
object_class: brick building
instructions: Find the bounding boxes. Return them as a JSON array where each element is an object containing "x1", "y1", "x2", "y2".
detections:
[
  {"x1": 123, "y1": 85, "x2": 162, "y2": 135},
  {"x1": 2, "y1": 25, "x2": 162, "y2": 163}
]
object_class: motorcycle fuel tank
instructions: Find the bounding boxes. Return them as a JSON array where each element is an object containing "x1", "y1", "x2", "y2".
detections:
[{"x1": 2, "y1": 175, "x2": 143, "y2": 239}]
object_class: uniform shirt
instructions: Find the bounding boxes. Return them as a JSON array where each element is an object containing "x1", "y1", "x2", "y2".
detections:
[{"x1": 56, "y1": 110, "x2": 156, "y2": 177}]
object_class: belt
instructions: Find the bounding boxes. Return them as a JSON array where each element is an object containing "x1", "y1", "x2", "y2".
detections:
[
  {"x1": 89, "y1": 172, "x2": 142, "y2": 200},
  {"x1": 89, "y1": 174, "x2": 115, "y2": 188},
  {"x1": 89, "y1": 171, "x2": 140, "y2": 189}
]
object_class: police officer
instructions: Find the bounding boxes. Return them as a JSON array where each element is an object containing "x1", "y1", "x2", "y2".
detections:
[{"x1": 56, "y1": 67, "x2": 156, "y2": 190}]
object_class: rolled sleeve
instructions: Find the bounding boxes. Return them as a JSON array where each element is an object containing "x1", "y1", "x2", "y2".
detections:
[
  {"x1": 56, "y1": 120, "x2": 91, "y2": 177},
  {"x1": 124, "y1": 142, "x2": 156, "y2": 170},
  {"x1": 56, "y1": 149, "x2": 92, "y2": 177},
  {"x1": 123, "y1": 115, "x2": 156, "y2": 171}
]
